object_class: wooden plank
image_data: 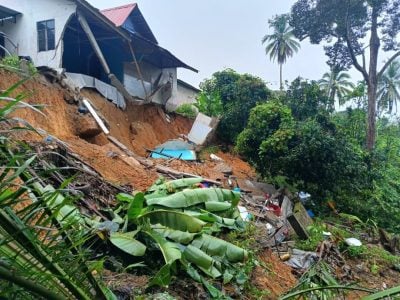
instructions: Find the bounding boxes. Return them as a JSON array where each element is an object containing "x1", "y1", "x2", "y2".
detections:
[{"x1": 82, "y1": 99, "x2": 109, "y2": 135}]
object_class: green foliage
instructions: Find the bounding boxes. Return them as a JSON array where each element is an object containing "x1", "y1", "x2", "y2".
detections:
[
  {"x1": 236, "y1": 100, "x2": 295, "y2": 174},
  {"x1": 318, "y1": 69, "x2": 354, "y2": 105},
  {"x1": 377, "y1": 58, "x2": 400, "y2": 115},
  {"x1": 1, "y1": 55, "x2": 37, "y2": 76},
  {"x1": 0, "y1": 76, "x2": 113, "y2": 299},
  {"x1": 346, "y1": 245, "x2": 367, "y2": 258},
  {"x1": 295, "y1": 221, "x2": 326, "y2": 251},
  {"x1": 200, "y1": 69, "x2": 271, "y2": 143},
  {"x1": 283, "y1": 77, "x2": 333, "y2": 120},
  {"x1": 237, "y1": 95, "x2": 369, "y2": 203},
  {"x1": 103, "y1": 178, "x2": 248, "y2": 298},
  {"x1": 195, "y1": 90, "x2": 223, "y2": 117},
  {"x1": 175, "y1": 103, "x2": 197, "y2": 119}
]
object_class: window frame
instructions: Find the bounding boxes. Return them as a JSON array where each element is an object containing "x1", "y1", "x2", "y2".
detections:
[{"x1": 37, "y1": 19, "x2": 55, "y2": 52}]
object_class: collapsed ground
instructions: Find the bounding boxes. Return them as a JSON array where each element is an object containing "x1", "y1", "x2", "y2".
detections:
[{"x1": 2, "y1": 69, "x2": 400, "y2": 299}]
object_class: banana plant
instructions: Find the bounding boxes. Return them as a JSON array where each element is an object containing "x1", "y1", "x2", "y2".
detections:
[{"x1": 104, "y1": 180, "x2": 249, "y2": 292}]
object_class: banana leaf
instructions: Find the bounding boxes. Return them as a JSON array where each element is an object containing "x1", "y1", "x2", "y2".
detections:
[
  {"x1": 144, "y1": 229, "x2": 181, "y2": 265},
  {"x1": 153, "y1": 226, "x2": 198, "y2": 244},
  {"x1": 204, "y1": 201, "x2": 231, "y2": 212},
  {"x1": 144, "y1": 229, "x2": 181, "y2": 287},
  {"x1": 191, "y1": 234, "x2": 248, "y2": 263},
  {"x1": 147, "y1": 178, "x2": 203, "y2": 195},
  {"x1": 185, "y1": 210, "x2": 238, "y2": 229},
  {"x1": 138, "y1": 210, "x2": 205, "y2": 233},
  {"x1": 109, "y1": 231, "x2": 146, "y2": 256},
  {"x1": 146, "y1": 188, "x2": 240, "y2": 208},
  {"x1": 127, "y1": 193, "x2": 145, "y2": 220},
  {"x1": 183, "y1": 245, "x2": 221, "y2": 278}
]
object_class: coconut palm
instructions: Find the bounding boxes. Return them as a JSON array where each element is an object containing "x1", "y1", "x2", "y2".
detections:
[
  {"x1": 319, "y1": 69, "x2": 355, "y2": 105},
  {"x1": 262, "y1": 14, "x2": 300, "y2": 90},
  {"x1": 377, "y1": 59, "x2": 400, "y2": 114}
]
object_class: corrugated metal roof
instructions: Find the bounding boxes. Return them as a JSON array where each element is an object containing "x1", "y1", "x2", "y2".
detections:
[
  {"x1": 100, "y1": 3, "x2": 136, "y2": 27},
  {"x1": 0, "y1": 5, "x2": 21, "y2": 22}
]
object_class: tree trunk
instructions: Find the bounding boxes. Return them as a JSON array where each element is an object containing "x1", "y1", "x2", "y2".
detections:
[
  {"x1": 366, "y1": 7, "x2": 380, "y2": 151},
  {"x1": 279, "y1": 63, "x2": 283, "y2": 90},
  {"x1": 329, "y1": 87, "x2": 336, "y2": 104}
]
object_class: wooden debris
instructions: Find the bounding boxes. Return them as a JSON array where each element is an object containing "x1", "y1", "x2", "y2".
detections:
[
  {"x1": 83, "y1": 99, "x2": 110, "y2": 135},
  {"x1": 107, "y1": 135, "x2": 153, "y2": 168},
  {"x1": 155, "y1": 165, "x2": 221, "y2": 186}
]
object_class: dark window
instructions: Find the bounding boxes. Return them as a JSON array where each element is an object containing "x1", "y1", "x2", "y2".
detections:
[{"x1": 37, "y1": 19, "x2": 55, "y2": 52}]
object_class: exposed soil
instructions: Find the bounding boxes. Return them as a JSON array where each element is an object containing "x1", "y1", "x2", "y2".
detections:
[
  {"x1": 251, "y1": 249, "x2": 298, "y2": 299},
  {"x1": 82, "y1": 89, "x2": 193, "y2": 157}
]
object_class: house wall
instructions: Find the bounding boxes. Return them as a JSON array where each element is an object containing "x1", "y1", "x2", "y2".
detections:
[
  {"x1": 0, "y1": 0, "x2": 76, "y2": 68},
  {"x1": 166, "y1": 83, "x2": 198, "y2": 111}
]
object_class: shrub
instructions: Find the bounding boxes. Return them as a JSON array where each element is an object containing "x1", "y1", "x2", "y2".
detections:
[
  {"x1": 0, "y1": 55, "x2": 37, "y2": 75},
  {"x1": 175, "y1": 103, "x2": 197, "y2": 119}
]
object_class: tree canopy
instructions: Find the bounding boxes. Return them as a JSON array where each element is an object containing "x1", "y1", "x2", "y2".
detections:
[
  {"x1": 290, "y1": 0, "x2": 400, "y2": 149},
  {"x1": 200, "y1": 69, "x2": 271, "y2": 144}
]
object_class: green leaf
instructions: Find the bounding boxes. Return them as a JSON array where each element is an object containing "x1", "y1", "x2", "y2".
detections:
[
  {"x1": 363, "y1": 285, "x2": 400, "y2": 300},
  {"x1": 109, "y1": 232, "x2": 146, "y2": 256},
  {"x1": 204, "y1": 201, "x2": 231, "y2": 212},
  {"x1": 153, "y1": 227, "x2": 197, "y2": 244},
  {"x1": 191, "y1": 234, "x2": 247, "y2": 263},
  {"x1": 139, "y1": 210, "x2": 206, "y2": 233},
  {"x1": 144, "y1": 229, "x2": 181, "y2": 265},
  {"x1": 115, "y1": 193, "x2": 134, "y2": 203},
  {"x1": 147, "y1": 178, "x2": 203, "y2": 194},
  {"x1": 183, "y1": 245, "x2": 221, "y2": 278},
  {"x1": 149, "y1": 263, "x2": 173, "y2": 287},
  {"x1": 146, "y1": 188, "x2": 240, "y2": 208},
  {"x1": 223, "y1": 270, "x2": 234, "y2": 284},
  {"x1": 127, "y1": 193, "x2": 145, "y2": 220}
]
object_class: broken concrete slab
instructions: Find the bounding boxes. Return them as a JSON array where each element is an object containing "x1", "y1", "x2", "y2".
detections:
[{"x1": 188, "y1": 113, "x2": 218, "y2": 145}]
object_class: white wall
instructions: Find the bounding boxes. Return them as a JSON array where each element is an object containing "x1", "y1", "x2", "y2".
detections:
[
  {"x1": 0, "y1": 0, "x2": 76, "y2": 68},
  {"x1": 166, "y1": 82, "x2": 198, "y2": 111}
]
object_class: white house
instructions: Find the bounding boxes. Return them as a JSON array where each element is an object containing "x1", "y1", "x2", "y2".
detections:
[
  {"x1": 166, "y1": 79, "x2": 200, "y2": 111},
  {"x1": 0, "y1": 0, "x2": 197, "y2": 109}
]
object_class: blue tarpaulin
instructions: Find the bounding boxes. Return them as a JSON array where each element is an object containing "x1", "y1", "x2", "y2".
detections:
[{"x1": 150, "y1": 139, "x2": 197, "y2": 161}]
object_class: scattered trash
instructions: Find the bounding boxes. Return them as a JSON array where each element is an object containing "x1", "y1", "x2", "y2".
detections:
[
  {"x1": 298, "y1": 191, "x2": 311, "y2": 204},
  {"x1": 345, "y1": 237, "x2": 362, "y2": 247},
  {"x1": 238, "y1": 206, "x2": 252, "y2": 221},
  {"x1": 210, "y1": 153, "x2": 223, "y2": 161},
  {"x1": 285, "y1": 249, "x2": 318, "y2": 269},
  {"x1": 322, "y1": 231, "x2": 332, "y2": 240},
  {"x1": 266, "y1": 223, "x2": 274, "y2": 235},
  {"x1": 307, "y1": 209, "x2": 315, "y2": 218}
]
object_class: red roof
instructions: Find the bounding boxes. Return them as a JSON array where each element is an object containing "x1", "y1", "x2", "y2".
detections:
[{"x1": 100, "y1": 3, "x2": 136, "y2": 27}]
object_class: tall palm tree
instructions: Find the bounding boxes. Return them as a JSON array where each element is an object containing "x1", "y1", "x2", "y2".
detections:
[
  {"x1": 262, "y1": 14, "x2": 300, "y2": 90},
  {"x1": 319, "y1": 69, "x2": 354, "y2": 105},
  {"x1": 377, "y1": 59, "x2": 400, "y2": 114}
]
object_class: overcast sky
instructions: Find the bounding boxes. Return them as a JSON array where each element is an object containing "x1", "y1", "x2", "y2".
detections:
[{"x1": 88, "y1": 0, "x2": 393, "y2": 90}]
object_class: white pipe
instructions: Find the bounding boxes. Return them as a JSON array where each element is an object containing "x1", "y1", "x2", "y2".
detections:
[{"x1": 82, "y1": 99, "x2": 110, "y2": 135}]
